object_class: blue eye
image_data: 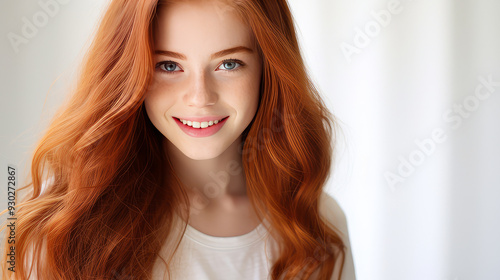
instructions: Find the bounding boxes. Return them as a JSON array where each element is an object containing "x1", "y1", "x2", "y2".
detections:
[
  {"x1": 155, "y1": 58, "x2": 245, "y2": 75},
  {"x1": 217, "y1": 59, "x2": 245, "y2": 72},
  {"x1": 156, "y1": 61, "x2": 182, "y2": 74}
]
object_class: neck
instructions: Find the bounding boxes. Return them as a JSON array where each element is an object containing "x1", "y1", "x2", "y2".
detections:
[{"x1": 163, "y1": 136, "x2": 248, "y2": 211}]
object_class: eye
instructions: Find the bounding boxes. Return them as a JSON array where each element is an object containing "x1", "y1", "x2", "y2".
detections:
[
  {"x1": 155, "y1": 59, "x2": 245, "y2": 75},
  {"x1": 156, "y1": 61, "x2": 182, "y2": 74},
  {"x1": 216, "y1": 59, "x2": 245, "y2": 72}
]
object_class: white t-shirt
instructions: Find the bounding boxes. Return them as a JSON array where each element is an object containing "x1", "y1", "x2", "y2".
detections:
[{"x1": 152, "y1": 191, "x2": 356, "y2": 280}]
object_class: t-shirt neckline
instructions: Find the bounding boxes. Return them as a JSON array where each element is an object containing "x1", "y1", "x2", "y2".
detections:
[{"x1": 184, "y1": 218, "x2": 270, "y2": 250}]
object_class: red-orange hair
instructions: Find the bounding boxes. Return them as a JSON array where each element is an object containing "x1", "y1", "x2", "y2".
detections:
[{"x1": 1, "y1": 0, "x2": 346, "y2": 279}]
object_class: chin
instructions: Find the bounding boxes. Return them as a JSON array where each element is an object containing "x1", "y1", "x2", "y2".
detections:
[
  {"x1": 184, "y1": 150, "x2": 221, "y2": 160},
  {"x1": 177, "y1": 142, "x2": 227, "y2": 161}
]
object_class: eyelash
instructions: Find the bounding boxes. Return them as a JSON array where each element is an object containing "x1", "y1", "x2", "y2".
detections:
[{"x1": 155, "y1": 58, "x2": 245, "y2": 75}]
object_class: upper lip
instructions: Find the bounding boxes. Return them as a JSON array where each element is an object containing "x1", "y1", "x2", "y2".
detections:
[{"x1": 173, "y1": 116, "x2": 228, "y2": 122}]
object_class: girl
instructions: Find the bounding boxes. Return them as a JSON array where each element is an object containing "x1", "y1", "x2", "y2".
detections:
[{"x1": 1, "y1": 0, "x2": 356, "y2": 279}]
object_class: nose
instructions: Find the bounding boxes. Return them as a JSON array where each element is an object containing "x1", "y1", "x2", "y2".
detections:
[{"x1": 185, "y1": 70, "x2": 217, "y2": 107}]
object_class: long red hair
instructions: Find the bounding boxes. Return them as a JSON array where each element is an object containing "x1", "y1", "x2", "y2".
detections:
[{"x1": 0, "y1": 0, "x2": 346, "y2": 279}]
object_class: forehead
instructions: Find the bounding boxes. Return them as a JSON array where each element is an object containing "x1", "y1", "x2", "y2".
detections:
[{"x1": 154, "y1": 1, "x2": 254, "y2": 52}]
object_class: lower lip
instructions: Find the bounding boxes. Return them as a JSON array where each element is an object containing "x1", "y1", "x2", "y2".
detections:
[{"x1": 173, "y1": 116, "x2": 229, "y2": 138}]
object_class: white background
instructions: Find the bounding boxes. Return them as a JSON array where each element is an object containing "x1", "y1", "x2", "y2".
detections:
[{"x1": 1, "y1": 0, "x2": 499, "y2": 279}]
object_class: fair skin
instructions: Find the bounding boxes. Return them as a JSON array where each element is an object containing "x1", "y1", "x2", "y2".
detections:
[{"x1": 144, "y1": 0, "x2": 262, "y2": 237}]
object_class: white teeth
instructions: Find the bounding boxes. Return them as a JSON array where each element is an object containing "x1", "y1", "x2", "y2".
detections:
[{"x1": 179, "y1": 118, "x2": 224, "y2": 128}]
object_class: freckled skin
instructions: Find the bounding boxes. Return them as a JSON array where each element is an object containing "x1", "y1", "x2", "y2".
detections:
[{"x1": 144, "y1": 0, "x2": 263, "y2": 236}]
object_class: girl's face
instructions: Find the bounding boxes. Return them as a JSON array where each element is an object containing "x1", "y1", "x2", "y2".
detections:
[{"x1": 144, "y1": 0, "x2": 262, "y2": 160}]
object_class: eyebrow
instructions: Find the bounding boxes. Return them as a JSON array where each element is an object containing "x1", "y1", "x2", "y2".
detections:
[{"x1": 154, "y1": 46, "x2": 254, "y2": 60}]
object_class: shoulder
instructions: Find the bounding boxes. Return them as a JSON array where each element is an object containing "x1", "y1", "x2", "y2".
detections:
[
  {"x1": 319, "y1": 191, "x2": 348, "y2": 238},
  {"x1": 318, "y1": 190, "x2": 357, "y2": 280}
]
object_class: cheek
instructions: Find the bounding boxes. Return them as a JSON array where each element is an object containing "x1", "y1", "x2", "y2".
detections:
[
  {"x1": 144, "y1": 90, "x2": 169, "y2": 123},
  {"x1": 229, "y1": 77, "x2": 260, "y2": 120},
  {"x1": 144, "y1": 92, "x2": 157, "y2": 115},
  {"x1": 246, "y1": 72, "x2": 262, "y2": 107}
]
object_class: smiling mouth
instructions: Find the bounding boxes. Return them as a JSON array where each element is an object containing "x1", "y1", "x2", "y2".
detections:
[{"x1": 174, "y1": 116, "x2": 229, "y2": 128}]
